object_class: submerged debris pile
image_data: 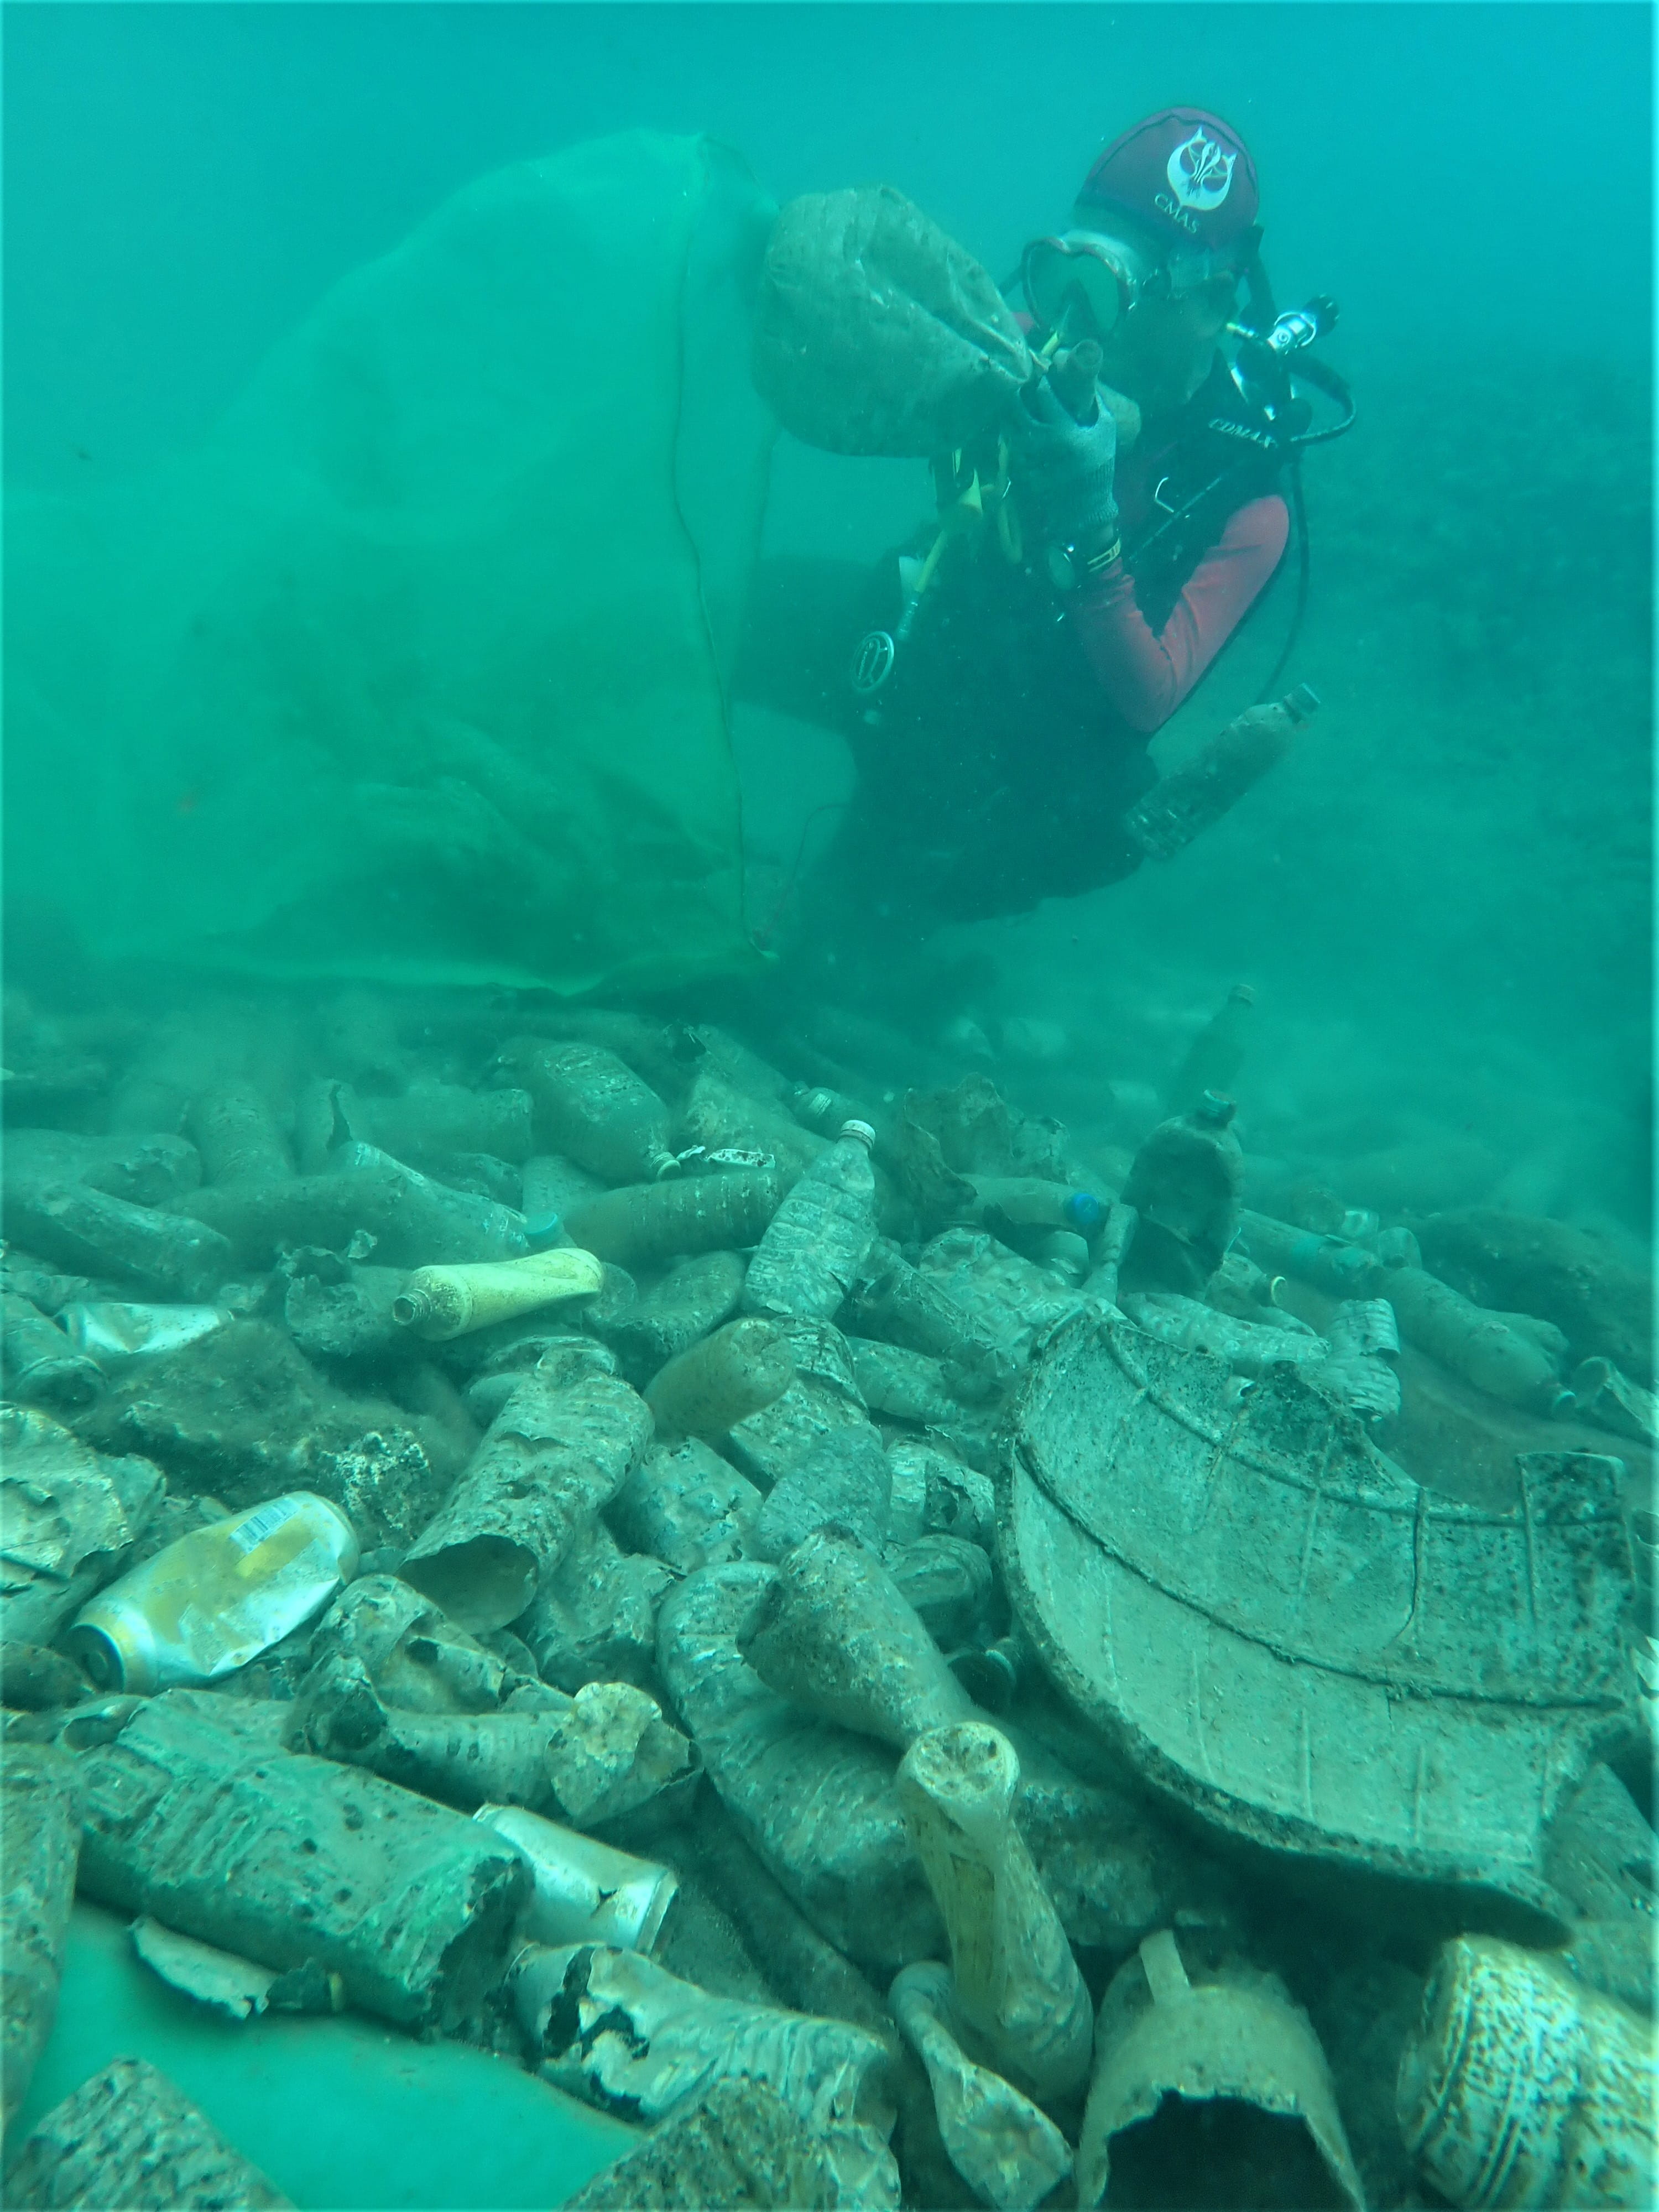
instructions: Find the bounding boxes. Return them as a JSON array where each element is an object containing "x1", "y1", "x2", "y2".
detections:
[{"x1": 0, "y1": 983, "x2": 1652, "y2": 2209}]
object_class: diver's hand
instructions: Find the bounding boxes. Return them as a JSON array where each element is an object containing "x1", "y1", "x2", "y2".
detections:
[{"x1": 1011, "y1": 375, "x2": 1120, "y2": 564}]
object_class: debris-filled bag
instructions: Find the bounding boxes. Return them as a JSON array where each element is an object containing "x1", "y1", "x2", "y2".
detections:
[
  {"x1": 752, "y1": 185, "x2": 1033, "y2": 457},
  {"x1": 4, "y1": 133, "x2": 773, "y2": 995}
]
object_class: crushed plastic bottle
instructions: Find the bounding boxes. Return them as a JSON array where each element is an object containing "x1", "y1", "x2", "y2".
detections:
[
  {"x1": 742, "y1": 1121, "x2": 878, "y2": 1323},
  {"x1": 59, "y1": 1300, "x2": 233, "y2": 1365},
  {"x1": 66, "y1": 1492, "x2": 359, "y2": 1694}
]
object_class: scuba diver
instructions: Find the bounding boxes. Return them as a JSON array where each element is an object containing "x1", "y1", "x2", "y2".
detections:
[{"x1": 737, "y1": 108, "x2": 1351, "y2": 1014}]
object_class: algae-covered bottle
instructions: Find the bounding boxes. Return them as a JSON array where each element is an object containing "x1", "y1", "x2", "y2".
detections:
[
  {"x1": 741, "y1": 1120, "x2": 878, "y2": 1323},
  {"x1": 564, "y1": 1168, "x2": 785, "y2": 1271},
  {"x1": 1384, "y1": 1265, "x2": 1569, "y2": 1412},
  {"x1": 644, "y1": 1317, "x2": 794, "y2": 1438},
  {"x1": 1163, "y1": 983, "x2": 1254, "y2": 1114},
  {"x1": 505, "y1": 1040, "x2": 679, "y2": 1184},
  {"x1": 0, "y1": 1291, "x2": 104, "y2": 1410},
  {"x1": 1119, "y1": 1093, "x2": 1243, "y2": 1297},
  {"x1": 1126, "y1": 687, "x2": 1319, "y2": 862}
]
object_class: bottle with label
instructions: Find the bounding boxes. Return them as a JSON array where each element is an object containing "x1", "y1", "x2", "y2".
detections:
[
  {"x1": 68, "y1": 1493, "x2": 359, "y2": 1694},
  {"x1": 1125, "y1": 687, "x2": 1320, "y2": 862},
  {"x1": 787, "y1": 1082, "x2": 877, "y2": 1139},
  {"x1": 1119, "y1": 1094, "x2": 1244, "y2": 1297},
  {"x1": 742, "y1": 1121, "x2": 878, "y2": 1323},
  {"x1": 1163, "y1": 984, "x2": 1254, "y2": 1115}
]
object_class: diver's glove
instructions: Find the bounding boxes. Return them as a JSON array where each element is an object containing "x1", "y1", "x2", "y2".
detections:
[{"x1": 1012, "y1": 375, "x2": 1121, "y2": 584}]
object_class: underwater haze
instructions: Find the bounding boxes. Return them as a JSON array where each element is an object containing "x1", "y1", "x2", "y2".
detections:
[
  {"x1": 6, "y1": 1, "x2": 1652, "y2": 1239},
  {"x1": 3, "y1": 12, "x2": 1656, "y2": 2209}
]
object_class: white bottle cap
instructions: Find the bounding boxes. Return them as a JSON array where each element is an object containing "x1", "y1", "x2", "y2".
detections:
[{"x1": 838, "y1": 1120, "x2": 877, "y2": 1149}]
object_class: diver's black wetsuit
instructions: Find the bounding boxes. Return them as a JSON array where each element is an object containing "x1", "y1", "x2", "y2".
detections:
[{"x1": 735, "y1": 353, "x2": 1288, "y2": 984}]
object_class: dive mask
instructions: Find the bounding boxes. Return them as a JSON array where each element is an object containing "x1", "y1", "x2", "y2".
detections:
[
  {"x1": 1021, "y1": 231, "x2": 1140, "y2": 341},
  {"x1": 1023, "y1": 225, "x2": 1253, "y2": 339}
]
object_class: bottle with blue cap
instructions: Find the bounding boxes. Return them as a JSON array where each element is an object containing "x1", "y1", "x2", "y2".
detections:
[{"x1": 969, "y1": 1177, "x2": 1109, "y2": 1273}]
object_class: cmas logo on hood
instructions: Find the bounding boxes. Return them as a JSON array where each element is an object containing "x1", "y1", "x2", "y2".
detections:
[{"x1": 1166, "y1": 129, "x2": 1237, "y2": 213}]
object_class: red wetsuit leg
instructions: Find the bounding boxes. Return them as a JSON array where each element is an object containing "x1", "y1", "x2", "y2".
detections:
[{"x1": 1072, "y1": 493, "x2": 1291, "y2": 734}]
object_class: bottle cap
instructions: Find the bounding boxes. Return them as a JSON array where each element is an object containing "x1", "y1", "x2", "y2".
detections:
[
  {"x1": 1283, "y1": 682, "x2": 1321, "y2": 723},
  {"x1": 391, "y1": 1286, "x2": 435, "y2": 1331},
  {"x1": 1194, "y1": 1091, "x2": 1237, "y2": 1127},
  {"x1": 838, "y1": 1120, "x2": 877, "y2": 1149},
  {"x1": 1226, "y1": 982, "x2": 1255, "y2": 1005},
  {"x1": 65, "y1": 1613, "x2": 155, "y2": 1697},
  {"x1": 1063, "y1": 1191, "x2": 1107, "y2": 1234}
]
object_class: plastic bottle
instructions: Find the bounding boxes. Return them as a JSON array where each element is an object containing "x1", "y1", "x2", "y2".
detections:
[
  {"x1": 644, "y1": 1318, "x2": 795, "y2": 1438},
  {"x1": 326, "y1": 1142, "x2": 528, "y2": 1262},
  {"x1": 186, "y1": 1083, "x2": 295, "y2": 1187},
  {"x1": 1162, "y1": 984, "x2": 1254, "y2": 1115},
  {"x1": 740, "y1": 1527, "x2": 973, "y2": 1750},
  {"x1": 1397, "y1": 1936, "x2": 1655, "y2": 2212},
  {"x1": 58, "y1": 1301, "x2": 233, "y2": 1365},
  {"x1": 473, "y1": 1803, "x2": 678, "y2": 1954},
  {"x1": 742, "y1": 1121, "x2": 879, "y2": 1324},
  {"x1": 5, "y1": 1177, "x2": 232, "y2": 1302},
  {"x1": 787, "y1": 1082, "x2": 878, "y2": 1139},
  {"x1": 1239, "y1": 1209, "x2": 1383, "y2": 1298},
  {"x1": 1119, "y1": 1094, "x2": 1244, "y2": 1297},
  {"x1": 1384, "y1": 1265, "x2": 1570, "y2": 1413},
  {"x1": 896, "y1": 1722, "x2": 1093, "y2": 2101},
  {"x1": 564, "y1": 1168, "x2": 785, "y2": 1271},
  {"x1": 1125, "y1": 686, "x2": 1320, "y2": 862},
  {"x1": 0, "y1": 1292, "x2": 104, "y2": 1409},
  {"x1": 392, "y1": 1250, "x2": 604, "y2": 1340},
  {"x1": 67, "y1": 1493, "x2": 359, "y2": 1694},
  {"x1": 505, "y1": 1041, "x2": 679, "y2": 1183},
  {"x1": 970, "y1": 1177, "x2": 1107, "y2": 1238},
  {"x1": 340, "y1": 1081, "x2": 534, "y2": 1168}
]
